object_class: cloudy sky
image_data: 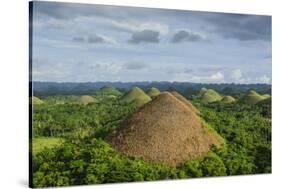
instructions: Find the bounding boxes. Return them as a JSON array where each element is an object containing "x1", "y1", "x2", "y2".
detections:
[{"x1": 31, "y1": 1, "x2": 272, "y2": 84}]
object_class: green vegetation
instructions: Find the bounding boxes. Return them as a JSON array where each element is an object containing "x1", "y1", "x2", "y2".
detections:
[
  {"x1": 121, "y1": 87, "x2": 151, "y2": 107},
  {"x1": 239, "y1": 90, "x2": 267, "y2": 105},
  {"x1": 32, "y1": 96, "x2": 44, "y2": 105},
  {"x1": 78, "y1": 95, "x2": 97, "y2": 105},
  {"x1": 42, "y1": 95, "x2": 80, "y2": 105},
  {"x1": 31, "y1": 87, "x2": 271, "y2": 187},
  {"x1": 199, "y1": 88, "x2": 223, "y2": 103},
  {"x1": 32, "y1": 137, "x2": 64, "y2": 155},
  {"x1": 221, "y1": 95, "x2": 235, "y2": 104},
  {"x1": 262, "y1": 94, "x2": 271, "y2": 99},
  {"x1": 257, "y1": 97, "x2": 271, "y2": 105},
  {"x1": 147, "y1": 87, "x2": 160, "y2": 98},
  {"x1": 198, "y1": 87, "x2": 208, "y2": 97},
  {"x1": 95, "y1": 86, "x2": 122, "y2": 96}
]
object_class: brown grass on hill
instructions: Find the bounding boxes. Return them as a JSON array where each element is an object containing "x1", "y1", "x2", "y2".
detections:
[
  {"x1": 108, "y1": 92, "x2": 223, "y2": 166},
  {"x1": 170, "y1": 91, "x2": 200, "y2": 114}
]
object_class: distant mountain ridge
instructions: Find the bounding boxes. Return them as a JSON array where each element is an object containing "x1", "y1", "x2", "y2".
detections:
[{"x1": 32, "y1": 81, "x2": 271, "y2": 96}]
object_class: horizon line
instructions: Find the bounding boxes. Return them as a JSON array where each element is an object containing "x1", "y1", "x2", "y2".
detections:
[{"x1": 32, "y1": 81, "x2": 272, "y2": 85}]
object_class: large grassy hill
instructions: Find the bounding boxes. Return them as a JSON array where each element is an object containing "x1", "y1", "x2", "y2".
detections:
[{"x1": 109, "y1": 92, "x2": 223, "y2": 166}]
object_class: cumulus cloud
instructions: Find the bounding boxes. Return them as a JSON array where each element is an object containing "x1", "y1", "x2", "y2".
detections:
[
  {"x1": 107, "y1": 20, "x2": 169, "y2": 34},
  {"x1": 32, "y1": 2, "x2": 271, "y2": 83},
  {"x1": 209, "y1": 72, "x2": 224, "y2": 81},
  {"x1": 257, "y1": 75, "x2": 271, "y2": 84},
  {"x1": 190, "y1": 72, "x2": 225, "y2": 83},
  {"x1": 123, "y1": 61, "x2": 148, "y2": 70},
  {"x1": 129, "y1": 30, "x2": 160, "y2": 44},
  {"x1": 206, "y1": 14, "x2": 272, "y2": 41},
  {"x1": 198, "y1": 67, "x2": 223, "y2": 74},
  {"x1": 72, "y1": 34, "x2": 115, "y2": 44},
  {"x1": 172, "y1": 29, "x2": 206, "y2": 43},
  {"x1": 35, "y1": 1, "x2": 271, "y2": 42},
  {"x1": 171, "y1": 70, "x2": 224, "y2": 83}
]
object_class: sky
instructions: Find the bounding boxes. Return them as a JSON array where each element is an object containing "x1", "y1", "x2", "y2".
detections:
[{"x1": 31, "y1": 1, "x2": 272, "y2": 84}]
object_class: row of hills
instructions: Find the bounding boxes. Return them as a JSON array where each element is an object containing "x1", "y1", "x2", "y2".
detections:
[{"x1": 32, "y1": 86, "x2": 271, "y2": 106}]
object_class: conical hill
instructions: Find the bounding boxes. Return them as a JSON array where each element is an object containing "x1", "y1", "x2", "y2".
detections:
[
  {"x1": 79, "y1": 95, "x2": 96, "y2": 105},
  {"x1": 240, "y1": 90, "x2": 266, "y2": 105},
  {"x1": 221, "y1": 95, "x2": 235, "y2": 103},
  {"x1": 147, "y1": 87, "x2": 160, "y2": 98},
  {"x1": 108, "y1": 92, "x2": 223, "y2": 166},
  {"x1": 31, "y1": 96, "x2": 44, "y2": 105},
  {"x1": 121, "y1": 87, "x2": 151, "y2": 107}
]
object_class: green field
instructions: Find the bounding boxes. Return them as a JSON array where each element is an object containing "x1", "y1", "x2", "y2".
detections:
[{"x1": 32, "y1": 137, "x2": 64, "y2": 155}]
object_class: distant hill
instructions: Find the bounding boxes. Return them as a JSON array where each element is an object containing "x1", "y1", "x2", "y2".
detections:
[
  {"x1": 262, "y1": 94, "x2": 271, "y2": 99},
  {"x1": 121, "y1": 87, "x2": 151, "y2": 107},
  {"x1": 221, "y1": 95, "x2": 235, "y2": 103},
  {"x1": 95, "y1": 86, "x2": 122, "y2": 96},
  {"x1": 198, "y1": 87, "x2": 208, "y2": 97},
  {"x1": 78, "y1": 95, "x2": 96, "y2": 105},
  {"x1": 199, "y1": 88, "x2": 222, "y2": 103},
  {"x1": 31, "y1": 96, "x2": 44, "y2": 105},
  {"x1": 239, "y1": 90, "x2": 269, "y2": 105},
  {"x1": 33, "y1": 81, "x2": 271, "y2": 96},
  {"x1": 146, "y1": 87, "x2": 160, "y2": 98},
  {"x1": 257, "y1": 97, "x2": 271, "y2": 105},
  {"x1": 108, "y1": 92, "x2": 223, "y2": 166}
]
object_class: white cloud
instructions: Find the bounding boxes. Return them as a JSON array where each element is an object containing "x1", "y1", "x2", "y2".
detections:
[
  {"x1": 108, "y1": 19, "x2": 169, "y2": 34},
  {"x1": 75, "y1": 15, "x2": 169, "y2": 35},
  {"x1": 171, "y1": 71, "x2": 225, "y2": 83},
  {"x1": 209, "y1": 72, "x2": 224, "y2": 81},
  {"x1": 257, "y1": 75, "x2": 271, "y2": 84},
  {"x1": 230, "y1": 69, "x2": 242, "y2": 80}
]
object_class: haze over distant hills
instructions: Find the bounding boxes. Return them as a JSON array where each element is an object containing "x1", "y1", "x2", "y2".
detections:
[{"x1": 32, "y1": 81, "x2": 271, "y2": 96}]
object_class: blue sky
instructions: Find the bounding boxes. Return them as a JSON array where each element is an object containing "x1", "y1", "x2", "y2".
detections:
[{"x1": 31, "y1": 1, "x2": 272, "y2": 84}]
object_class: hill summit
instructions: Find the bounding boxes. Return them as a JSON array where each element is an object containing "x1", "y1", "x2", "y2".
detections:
[
  {"x1": 108, "y1": 92, "x2": 223, "y2": 166},
  {"x1": 147, "y1": 87, "x2": 160, "y2": 98},
  {"x1": 199, "y1": 88, "x2": 222, "y2": 103},
  {"x1": 121, "y1": 87, "x2": 151, "y2": 107},
  {"x1": 240, "y1": 90, "x2": 270, "y2": 105}
]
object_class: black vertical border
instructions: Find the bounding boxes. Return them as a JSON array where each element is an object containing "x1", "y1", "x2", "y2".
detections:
[{"x1": 28, "y1": 1, "x2": 33, "y2": 188}]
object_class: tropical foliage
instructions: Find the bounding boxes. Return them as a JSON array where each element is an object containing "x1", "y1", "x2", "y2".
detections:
[{"x1": 31, "y1": 90, "x2": 271, "y2": 187}]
